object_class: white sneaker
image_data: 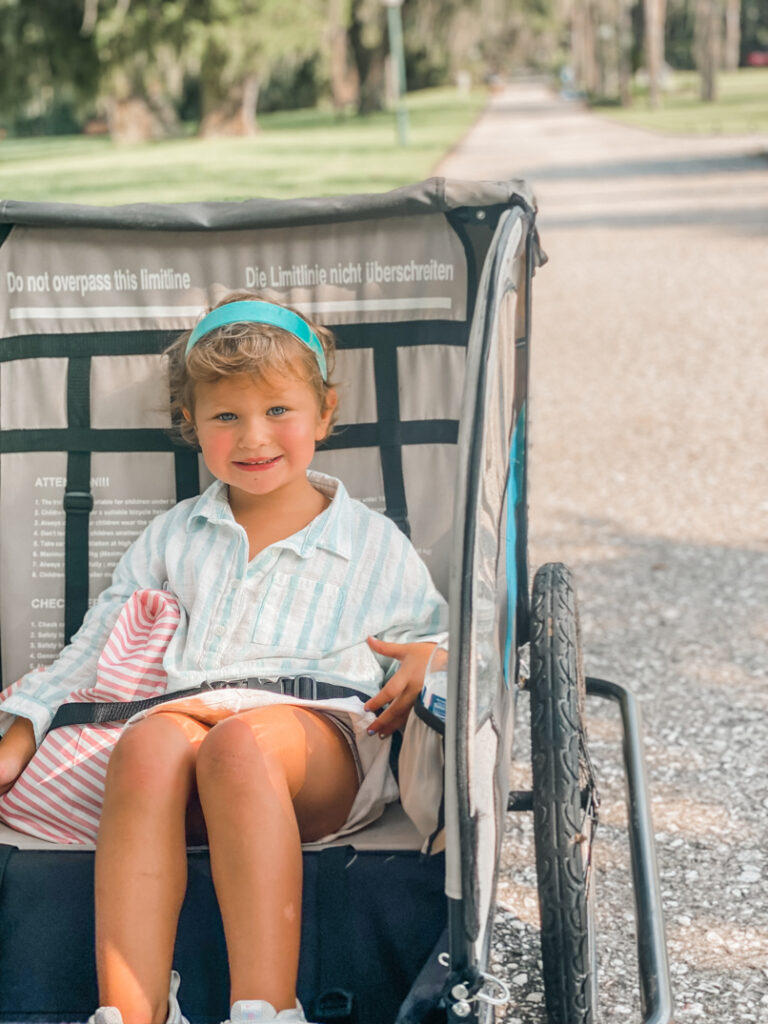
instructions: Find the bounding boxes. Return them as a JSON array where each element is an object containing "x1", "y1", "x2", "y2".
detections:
[
  {"x1": 226, "y1": 998, "x2": 308, "y2": 1022},
  {"x1": 89, "y1": 971, "x2": 189, "y2": 1024},
  {"x1": 89, "y1": 1009, "x2": 124, "y2": 1024},
  {"x1": 167, "y1": 971, "x2": 191, "y2": 1024}
]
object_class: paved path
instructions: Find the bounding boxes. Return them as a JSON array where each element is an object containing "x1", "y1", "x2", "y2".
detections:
[{"x1": 437, "y1": 82, "x2": 768, "y2": 1023}]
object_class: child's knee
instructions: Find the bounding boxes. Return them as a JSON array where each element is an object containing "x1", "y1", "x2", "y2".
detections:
[
  {"x1": 196, "y1": 714, "x2": 276, "y2": 787},
  {"x1": 107, "y1": 716, "x2": 196, "y2": 797}
]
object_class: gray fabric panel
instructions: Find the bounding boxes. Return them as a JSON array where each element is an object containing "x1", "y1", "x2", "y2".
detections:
[
  {"x1": 397, "y1": 345, "x2": 465, "y2": 423},
  {"x1": 401, "y1": 444, "x2": 457, "y2": 600},
  {"x1": 333, "y1": 348, "x2": 377, "y2": 426},
  {"x1": 0, "y1": 177, "x2": 536, "y2": 231},
  {"x1": 91, "y1": 355, "x2": 170, "y2": 429},
  {"x1": 0, "y1": 216, "x2": 467, "y2": 337},
  {"x1": 199, "y1": 457, "x2": 215, "y2": 490},
  {"x1": 310, "y1": 447, "x2": 385, "y2": 515},
  {"x1": 88, "y1": 452, "x2": 178, "y2": 598},
  {"x1": 1, "y1": 358, "x2": 68, "y2": 429}
]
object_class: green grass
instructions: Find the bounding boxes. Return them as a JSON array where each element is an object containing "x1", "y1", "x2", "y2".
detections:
[
  {"x1": 0, "y1": 88, "x2": 487, "y2": 205},
  {"x1": 596, "y1": 68, "x2": 768, "y2": 135}
]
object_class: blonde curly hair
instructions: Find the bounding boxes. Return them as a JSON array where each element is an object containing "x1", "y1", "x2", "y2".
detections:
[{"x1": 165, "y1": 291, "x2": 338, "y2": 446}]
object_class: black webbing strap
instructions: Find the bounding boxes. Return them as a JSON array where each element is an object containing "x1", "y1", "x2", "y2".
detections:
[
  {"x1": 174, "y1": 448, "x2": 200, "y2": 501},
  {"x1": 0, "y1": 329, "x2": 177, "y2": 363},
  {"x1": 64, "y1": 357, "x2": 93, "y2": 644},
  {"x1": 47, "y1": 676, "x2": 372, "y2": 731},
  {"x1": 373, "y1": 342, "x2": 410, "y2": 539}
]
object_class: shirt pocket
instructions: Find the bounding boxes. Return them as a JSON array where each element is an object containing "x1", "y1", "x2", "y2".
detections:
[{"x1": 251, "y1": 570, "x2": 346, "y2": 659}]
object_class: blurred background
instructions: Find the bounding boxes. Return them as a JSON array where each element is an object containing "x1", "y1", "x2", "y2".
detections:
[{"x1": 1, "y1": 0, "x2": 767, "y2": 203}]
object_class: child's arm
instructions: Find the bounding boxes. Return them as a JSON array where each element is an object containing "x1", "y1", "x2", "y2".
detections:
[
  {"x1": 363, "y1": 637, "x2": 437, "y2": 737},
  {"x1": 358, "y1": 515, "x2": 449, "y2": 736},
  {"x1": 0, "y1": 716, "x2": 36, "y2": 795},
  {"x1": 0, "y1": 507, "x2": 174, "y2": 746}
]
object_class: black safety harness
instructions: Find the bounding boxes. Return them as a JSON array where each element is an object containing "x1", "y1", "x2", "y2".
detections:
[{"x1": 48, "y1": 676, "x2": 372, "y2": 732}]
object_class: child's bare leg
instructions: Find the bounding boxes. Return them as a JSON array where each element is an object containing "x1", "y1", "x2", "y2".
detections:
[
  {"x1": 0, "y1": 716, "x2": 36, "y2": 795},
  {"x1": 95, "y1": 712, "x2": 208, "y2": 1024},
  {"x1": 196, "y1": 705, "x2": 359, "y2": 1011}
]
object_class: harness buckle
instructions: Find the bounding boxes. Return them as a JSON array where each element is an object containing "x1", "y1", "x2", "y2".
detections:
[
  {"x1": 202, "y1": 678, "x2": 251, "y2": 691},
  {"x1": 63, "y1": 490, "x2": 94, "y2": 514}
]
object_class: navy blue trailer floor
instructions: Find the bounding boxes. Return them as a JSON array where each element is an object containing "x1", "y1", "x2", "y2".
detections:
[{"x1": 0, "y1": 846, "x2": 446, "y2": 1024}]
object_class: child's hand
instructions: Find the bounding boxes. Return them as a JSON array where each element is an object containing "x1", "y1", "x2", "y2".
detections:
[
  {"x1": 364, "y1": 637, "x2": 436, "y2": 738},
  {"x1": 0, "y1": 716, "x2": 36, "y2": 795}
]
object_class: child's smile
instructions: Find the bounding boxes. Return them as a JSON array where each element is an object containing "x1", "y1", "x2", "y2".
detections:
[
  {"x1": 234, "y1": 455, "x2": 282, "y2": 471},
  {"x1": 186, "y1": 368, "x2": 335, "y2": 514}
]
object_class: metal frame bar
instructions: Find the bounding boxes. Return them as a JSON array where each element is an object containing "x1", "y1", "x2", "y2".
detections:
[
  {"x1": 585, "y1": 676, "x2": 674, "y2": 1024},
  {"x1": 506, "y1": 678, "x2": 674, "y2": 1023}
]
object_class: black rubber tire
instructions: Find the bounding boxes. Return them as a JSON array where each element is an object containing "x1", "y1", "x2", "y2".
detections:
[{"x1": 529, "y1": 562, "x2": 597, "y2": 1024}]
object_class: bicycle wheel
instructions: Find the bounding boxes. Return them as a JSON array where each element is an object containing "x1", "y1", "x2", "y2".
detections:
[{"x1": 529, "y1": 562, "x2": 599, "y2": 1024}]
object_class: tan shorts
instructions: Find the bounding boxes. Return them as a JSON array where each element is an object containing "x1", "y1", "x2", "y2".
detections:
[{"x1": 133, "y1": 688, "x2": 399, "y2": 843}]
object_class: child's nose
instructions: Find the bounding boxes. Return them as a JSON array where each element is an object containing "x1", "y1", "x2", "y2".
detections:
[{"x1": 238, "y1": 416, "x2": 271, "y2": 447}]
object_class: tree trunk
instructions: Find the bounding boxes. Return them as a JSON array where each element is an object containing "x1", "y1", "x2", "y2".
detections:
[
  {"x1": 240, "y1": 75, "x2": 260, "y2": 134},
  {"x1": 200, "y1": 76, "x2": 261, "y2": 137},
  {"x1": 569, "y1": 3, "x2": 584, "y2": 91},
  {"x1": 199, "y1": 36, "x2": 260, "y2": 139},
  {"x1": 618, "y1": 0, "x2": 633, "y2": 106},
  {"x1": 326, "y1": 0, "x2": 359, "y2": 112},
  {"x1": 695, "y1": 0, "x2": 722, "y2": 102},
  {"x1": 724, "y1": 0, "x2": 741, "y2": 69},
  {"x1": 107, "y1": 97, "x2": 164, "y2": 143},
  {"x1": 571, "y1": 0, "x2": 599, "y2": 95},
  {"x1": 348, "y1": 0, "x2": 386, "y2": 114},
  {"x1": 644, "y1": 0, "x2": 667, "y2": 109}
]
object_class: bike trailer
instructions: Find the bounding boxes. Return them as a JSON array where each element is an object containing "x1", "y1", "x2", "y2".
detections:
[{"x1": 0, "y1": 178, "x2": 672, "y2": 1023}]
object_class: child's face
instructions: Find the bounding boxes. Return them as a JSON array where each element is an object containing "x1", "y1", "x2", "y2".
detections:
[{"x1": 186, "y1": 367, "x2": 335, "y2": 508}]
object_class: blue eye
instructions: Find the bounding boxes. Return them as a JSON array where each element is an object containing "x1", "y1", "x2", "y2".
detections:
[
  {"x1": 215, "y1": 412, "x2": 237, "y2": 421},
  {"x1": 267, "y1": 406, "x2": 287, "y2": 417}
]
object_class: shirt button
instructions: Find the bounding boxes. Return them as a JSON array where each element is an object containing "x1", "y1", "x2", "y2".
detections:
[{"x1": 214, "y1": 625, "x2": 225, "y2": 637}]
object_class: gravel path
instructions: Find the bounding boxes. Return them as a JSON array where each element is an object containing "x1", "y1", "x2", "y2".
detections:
[{"x1": 437, "y1": 82, "x2": 768, "y2": 1023}]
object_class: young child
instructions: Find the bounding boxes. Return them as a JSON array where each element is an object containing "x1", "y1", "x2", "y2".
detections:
[{"x1": 0, "y1": 293, "x2": 448, "y2": 1024}]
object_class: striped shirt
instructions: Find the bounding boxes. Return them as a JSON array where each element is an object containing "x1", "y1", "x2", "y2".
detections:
[{"x1": 0, "y1": 472, "x2": 448, "y2": 745}]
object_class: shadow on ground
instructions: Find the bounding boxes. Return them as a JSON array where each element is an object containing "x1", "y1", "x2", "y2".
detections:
[{"x1": 525, "y1": 151, "x2": 768, "y2": 182}]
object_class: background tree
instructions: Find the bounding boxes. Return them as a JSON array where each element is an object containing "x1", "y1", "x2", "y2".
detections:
[
  {"x1": 644, "y1": 0, "x2": 668, "y2": 107},
  {"x1": 325, "y1": 0, "x2": 358, "y2": 112},
  {"x1": 741, "y1": 0, "x2": 768, "y2": 59},
  {"x1": 347, "y1": 0, "x2": 388, "y2": 114},
  {"x1": 723, "y1": 0, "x2": 741, "y2": 68},
  {"x1": 0, "y1": 0, "x2": 99, "y2": 136},
  {"x1": 617, "y1": 0, "x2": 634, "y2": 104},
  {"x1": 88, "y1": 0, "x2": 188, "y2": 142},
  {"x1": 404, "y1": 0, "x2": 561, "y2": 91},
  {"x1": 186, "y1": 0, "x2": 325, "y2": 136},
  {"x1": 694, "y1": 0, "x2": 723, "y2": 100},
  {"x1": 562, "y1": 0, "x2": 631, "y2": 104}
]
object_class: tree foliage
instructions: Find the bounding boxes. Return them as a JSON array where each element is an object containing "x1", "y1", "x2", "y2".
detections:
[
  {"x1": 185, "y1": 0, "x2": 326, "y2": 134},
  {"x1": 2, "y1": 0, "x2": 767, "y2": 138},
  {"x1": 0, "y1": 0, "x2": 99, "y2": 134},
  {"x1": 564, "y1": 0, "x2": 766, "y2": 105},
  {"x1": 90, "y1": 0, "x2": 189, "y2": 139}
]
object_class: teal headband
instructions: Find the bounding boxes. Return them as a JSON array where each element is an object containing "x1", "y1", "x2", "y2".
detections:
[{"x1": 185, "y1": 300, "x2": 328, "y2": 381}]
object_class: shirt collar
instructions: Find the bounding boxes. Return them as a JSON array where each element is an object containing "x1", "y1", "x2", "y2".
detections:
[{"x1": 187, "y1": 472, "x2": 353, "y2": 561}]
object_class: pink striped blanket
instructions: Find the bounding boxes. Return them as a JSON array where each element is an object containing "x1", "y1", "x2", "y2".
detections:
[{"x1": 0, "y1": 589, "x2": 181, "y2": 844}]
